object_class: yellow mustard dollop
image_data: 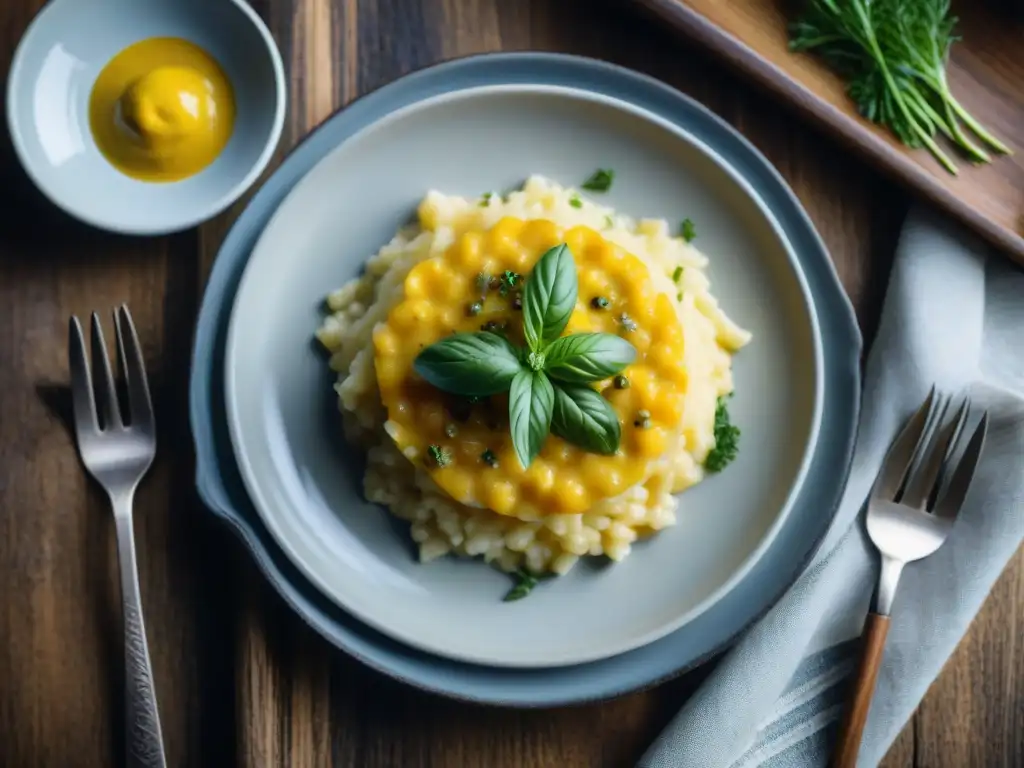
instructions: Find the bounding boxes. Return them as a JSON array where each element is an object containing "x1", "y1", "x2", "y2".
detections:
[
  {"x1": 373, "y1": 218, "x2": 690, "y2": 518},
  {"x1": 89, "y1": 38, "x2": 235, "y2": 182}
]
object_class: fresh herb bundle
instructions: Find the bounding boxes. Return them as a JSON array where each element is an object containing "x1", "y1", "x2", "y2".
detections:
[
  {"x1": 789, "y1": 0, "x2": 1010, "y2": 174},
  {"x1": 414, "y1": 243, "x2": 637, "y2": 469}
]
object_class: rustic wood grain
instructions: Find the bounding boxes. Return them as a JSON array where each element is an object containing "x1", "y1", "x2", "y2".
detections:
[
  {"x1": 0, "y1": 18, "x2": 237, "y2": 768},
  {"x1": 631, "y1": 0, "x2": 1024, "y2": 265},
  {"x1": 0, "y1": 0, "x2": 1020, "y2": 767}
]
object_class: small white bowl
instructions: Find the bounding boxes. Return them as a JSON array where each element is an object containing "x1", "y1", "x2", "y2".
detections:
[{"x1": 6, "y1": 0, "x2": 286, "y2": 235}]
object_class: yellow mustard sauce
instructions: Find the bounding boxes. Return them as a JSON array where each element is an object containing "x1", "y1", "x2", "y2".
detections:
[
  {"x1": 89, "y1": 37, "x2": 235, "y2": 182},
  {"x1": 373, "y1": 218, "x2": 690, "y2": 518}
]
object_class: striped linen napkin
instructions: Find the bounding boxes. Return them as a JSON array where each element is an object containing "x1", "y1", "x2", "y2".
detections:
[{"x1": 639, "y1": 208, "x2": 1024, "y2": 768}]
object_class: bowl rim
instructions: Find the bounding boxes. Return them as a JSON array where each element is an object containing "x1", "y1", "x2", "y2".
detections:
[
  {"x1": 221, "y1": 80, "x2": 826, "y2": 668},
  {"x1": 4, "y1": 0, "x2": 288, "y2": 236}
]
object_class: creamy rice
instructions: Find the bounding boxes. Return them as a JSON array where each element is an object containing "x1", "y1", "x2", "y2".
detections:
[{"x1": 316, "y1": 175, "x2": 750, "y2": 576}]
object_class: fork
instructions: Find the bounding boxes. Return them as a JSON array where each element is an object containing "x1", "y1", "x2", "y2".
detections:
[
  {"x1": 69, "y1": 306, "x2": 167, "y2": 768},
  {"x1": 831, "y1": 388, "x2": 988, "y2": 768}
]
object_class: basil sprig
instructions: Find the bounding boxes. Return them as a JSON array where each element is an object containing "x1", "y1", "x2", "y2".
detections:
[
  {"x1": 544, "y1": 333, "x2": 637, "y2": 385},
  {"x1": 509, "y1": 370, "x2": 555, "y2": 469},
  {"x1": 414, "y1": 332, "x2": 522, "y2": 396},
  {"x1": 551, "y1": 383, "x2": 621, "y2": 455},
  {"x1": 522, "y1": 243, "x2": 576, "y2": 350},
  {"x1": 413, "y1": 243, "x2": 637, "y2": 468}
]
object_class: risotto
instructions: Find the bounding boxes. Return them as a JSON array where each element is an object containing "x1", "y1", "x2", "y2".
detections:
[{"x1": 316, "y1": 175, "x2": 751, "y2": 592}]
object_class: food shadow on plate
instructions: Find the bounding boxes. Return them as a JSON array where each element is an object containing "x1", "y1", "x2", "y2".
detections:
[{"x1": 309, "y1": 330, "x2": 423, "y2": 563}]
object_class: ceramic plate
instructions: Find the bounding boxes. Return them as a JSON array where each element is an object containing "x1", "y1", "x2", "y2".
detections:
[
  {"x1": 221, "y1": 77, "x2": 823, "y2": 666},
  {"x1": 192, "y1": 53, "x2": 860, "y2": 701}
]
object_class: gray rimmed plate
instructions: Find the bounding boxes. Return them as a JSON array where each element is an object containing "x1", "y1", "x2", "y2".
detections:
[
  {"x1": 190, "y1": 52, "x2": 861, "y2": 702},
  {"x1": 222, "y1": 83, "x2": 823, "y2": 667}
]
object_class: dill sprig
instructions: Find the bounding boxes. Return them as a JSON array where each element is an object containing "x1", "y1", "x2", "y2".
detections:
[{"x1": 789, "y1": 0, "x2": 1010, "y2": 175}]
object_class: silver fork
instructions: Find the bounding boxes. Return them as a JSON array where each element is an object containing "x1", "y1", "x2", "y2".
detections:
[
  {"x1": 832, "y1": 388, "x2": 988, "y2": 768},
  {"x1": 69, "y1": 306, "x2": 167, "y2": 768}
]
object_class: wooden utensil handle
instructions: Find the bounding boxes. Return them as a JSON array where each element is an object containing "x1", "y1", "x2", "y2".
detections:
[{"x1": 831, "y1": 613, "x2": 891, "y2": 768}]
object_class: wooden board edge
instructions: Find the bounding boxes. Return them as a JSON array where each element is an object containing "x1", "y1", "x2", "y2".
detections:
[{"x1": 630, "y1": 0, "x2": 1024, "y2": 264}]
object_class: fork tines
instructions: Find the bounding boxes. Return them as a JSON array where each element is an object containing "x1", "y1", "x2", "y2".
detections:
[
  {"x1": 878, "y1": 387, "x2": 988, "y2": 516},
  {"x1": 69, "y1": 306, "x2": 155, "y2": 442}
]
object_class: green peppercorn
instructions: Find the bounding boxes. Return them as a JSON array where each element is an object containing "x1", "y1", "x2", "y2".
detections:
[
  {"x1": 481, "y1": 449, "x2": 499, "y2": 468},
  {"x1": 614, "y1": 375, "x2": 630, "y2": 389},
  {"x1": 592, "y1": 296, "x2": 610, "y2": 310},
  {"x1": 444, "y1": 423, "x2": 458, "y2": 438},
  {"x1": 634, "y1": 409, "x2": 652, "y2": 429},
  {"x1": 468, "y1": 301, "x2": 483, "y2": 316}
]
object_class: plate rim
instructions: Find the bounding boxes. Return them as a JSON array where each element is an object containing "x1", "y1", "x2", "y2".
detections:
[
  {"x1": 189, "y1": 51, "x2": 862, "y2": 705},
  {"x1": 220, "y1": 80, "x2": 826, "y2": 667}
]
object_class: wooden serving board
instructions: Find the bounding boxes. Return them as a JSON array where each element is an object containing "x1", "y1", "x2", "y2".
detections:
[{"x1": 631, "y1": 0, "x2": 1024, "y2": 261}]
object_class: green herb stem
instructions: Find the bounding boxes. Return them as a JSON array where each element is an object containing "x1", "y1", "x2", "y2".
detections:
[
  {"x1": 790, "y1": 0, "x2": 1009, "y2": 174},
  {"x1": 948, "y1": 96, "x2": 1012, "y2": 155}
]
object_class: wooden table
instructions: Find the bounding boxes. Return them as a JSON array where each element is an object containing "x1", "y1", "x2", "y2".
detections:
[{"x1": 1, "y1": 0, "x2": 1021, "y2": 766}]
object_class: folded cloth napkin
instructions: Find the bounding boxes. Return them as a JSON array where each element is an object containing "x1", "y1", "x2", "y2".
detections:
[{"x1": 639, "y1": 207, "x2": 1024, "y2": 768}]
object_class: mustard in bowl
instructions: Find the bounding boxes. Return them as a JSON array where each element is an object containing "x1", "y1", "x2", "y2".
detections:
[{"x1": 6, "y1": 0, "x2": 285, "y2": 234}]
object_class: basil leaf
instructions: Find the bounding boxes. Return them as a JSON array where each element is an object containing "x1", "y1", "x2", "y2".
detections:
[
  {"x1": 544, "y1": 333, "x2": 637, "y2": 384},
  {"x1": 413, "y1": 332, "x2": 523, "y2": 396},
  {"x1": 508, "y1": 370, "x2": 554, "y2": 469},
  {"x1": 522, "y1": 243, "x2": 578, "y2": 351},
  {"x1": 551, "y1": 384, "x2": 621, "y2": 455}
]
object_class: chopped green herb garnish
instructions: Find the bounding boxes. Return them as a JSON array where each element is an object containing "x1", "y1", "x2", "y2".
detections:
[
  {"x1": 705, "y1": 396, "x2": 740, "y2": 472},
  {"x1": 499, "y1": 270, "x2": 522, "y2": 297},
  {"x1": 503, "y1": 569, "x2": 539, "y2": 602},
  {"x1": 604, "y1": 215, "x2": 614, "y2": 229},
  {"x1": 468, "y1": 301, "x2": 483, "y2": 316},
  {"x1": 613, "y1": 374, "x2": 630, "y2": 389},
  {"x1": 672, "y1": 266, "x2": 684, "y2": 283},
  {"x1": 581, "y1": 168, "x2": 614, "y2": 193},
  {"x1": 481, "y1": 449, "x2": 499, "y2": 468},
  {"x1": 479, "y1": 192, "x2": 493, "y2": 207},
  {"x1": 677, "y1": 292, "x2": 683, "y2": 302},
  {"x1": 427, "y1": 444, "x2": 452, "y2": 468},
  {"x1": 591, "y1": 296, "x2": 610, "y2": 310},
  {"x1": 569, "y1": 195, "x2": 583, "y2": 209},
  {"x1": 681, "y1": 218, "x2": 696, "y2": 242}
]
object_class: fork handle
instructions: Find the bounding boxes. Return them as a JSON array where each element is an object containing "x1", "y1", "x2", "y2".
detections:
[
  {"x1": 115, "y1": 511, "x2": 168, "y2": 768},
  {"x1": 831, "y1": 613, "x2": 891, "y2": 768}
]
